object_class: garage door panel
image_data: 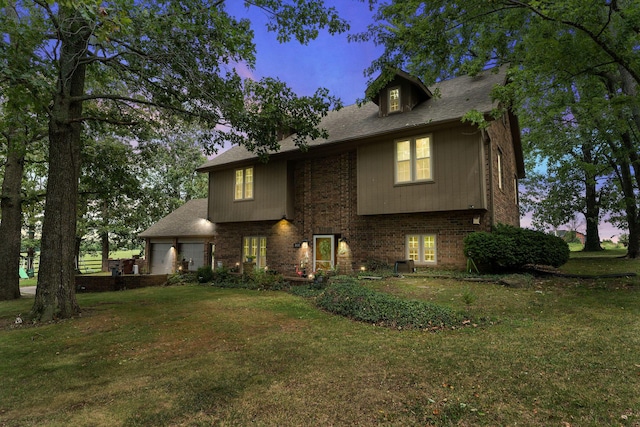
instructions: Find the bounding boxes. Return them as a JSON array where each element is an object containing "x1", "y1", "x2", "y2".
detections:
[
  {"x1": 179, "y1": 243, "x2": 204, "y2": 271},
  {"x1": 151, "y1": 243, "x2": 173, "y2": 274}
]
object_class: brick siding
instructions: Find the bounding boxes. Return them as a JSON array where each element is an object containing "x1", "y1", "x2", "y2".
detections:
[{"x1": 213, "y1": 116, "x2": 520, "y2": 273}]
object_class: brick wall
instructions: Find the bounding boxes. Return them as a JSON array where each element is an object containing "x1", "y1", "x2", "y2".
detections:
[
  {"x1": 212, "y1": 117, "x2": 521, "y2": 273},
  {"x1": 487, "y1": 115, "x2": 521, "y2": 227},
  {"x1": 75, "y1": 274, "x2": 168, "y2": 293}
]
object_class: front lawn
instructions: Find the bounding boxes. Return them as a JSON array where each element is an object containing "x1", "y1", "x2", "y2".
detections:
[{"x1": 1, "y1": 266, "x2": 639, "y2": 426}]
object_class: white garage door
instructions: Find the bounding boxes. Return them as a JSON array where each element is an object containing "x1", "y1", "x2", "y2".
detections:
[
  {"x1": 179, "y1": 243, "x2": 204, "y2": 271},
  {"x1": 150, "y1": 243, "x2": 173, "y2": 274}
]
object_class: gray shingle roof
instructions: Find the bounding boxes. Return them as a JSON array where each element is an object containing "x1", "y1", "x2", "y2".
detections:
[
  {"x1": 138, "y1": 198, "x2": 214, "y2": 238},
  {"x1": 197, "y1": 67, "x2": 507, "y2": 171}
]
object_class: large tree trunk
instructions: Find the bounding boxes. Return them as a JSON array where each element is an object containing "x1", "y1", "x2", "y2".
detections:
[
  {"x1": 603, "y1": 69, "x2": 640, "y2": 258},
  {"x1": 616, "y1": 140, "x2": 640, "y2": 259},
  {"x1": 0, "y1": 142, "x2": 25, "y2": 301},
  {"x1": 582, "y1": 145, "x2": 602, "y2": 252},
  {"x1": 0, "y1": 0, "x2": 27, "y2": 301},
  {"x1": 30, "y1": 7, "x2": 89, "y2": 321}
]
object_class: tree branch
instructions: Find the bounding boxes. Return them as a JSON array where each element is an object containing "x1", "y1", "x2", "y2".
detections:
[{"x1": 504, "y1": 0, "x2": 640, "y2": 85}]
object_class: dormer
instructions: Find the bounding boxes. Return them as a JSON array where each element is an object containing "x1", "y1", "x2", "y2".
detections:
[{"x1": 367, "y1": 70, "x2": 432, "y2": 117}]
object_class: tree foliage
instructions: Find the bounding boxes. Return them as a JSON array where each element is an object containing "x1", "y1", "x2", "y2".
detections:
[
  {"x1": 361, "y1": 0, "x2": 640, "y2": 256},
  {"x1": 1, "y1": 0, "x2": 348, "y2": 320}
]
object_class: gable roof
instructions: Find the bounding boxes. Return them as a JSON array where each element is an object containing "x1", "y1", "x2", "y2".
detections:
[
  {"x1": 198, "y1": 67, "x2": 510, "y2": 172},
  {"x1": 138, "y1": 198, "x2": 214, "y2": 238},
  {"x1": 368, "y1": 69, "x2": 433, "y2": 105}
]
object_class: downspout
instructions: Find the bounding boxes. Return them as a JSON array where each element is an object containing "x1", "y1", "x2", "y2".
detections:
[{"x1": 483, "y1": 128, "x2": 495, "y2": 229}]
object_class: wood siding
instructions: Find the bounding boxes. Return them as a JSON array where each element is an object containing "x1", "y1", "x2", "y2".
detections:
[
  {"x1": 357, "y1": 125, "x2": 487, "y2": 215},
  {"x1": 208, "y1": 160, "x2": 293, "y2": 223}
]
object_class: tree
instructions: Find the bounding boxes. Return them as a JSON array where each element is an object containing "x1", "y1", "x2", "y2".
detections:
[
  {"x1": 360, "y1": 0, "x2": 640, "y2": 256},
  {"x1": 519, "y1": 77, "x2": 613, "y2": 251},
  {"x1": 0, "y1": 1, "x2": 49, "y2": 300},
  {"x1": 2, "y1": 0, "x2": 347, "y2": 321},
  {"x1": 78, "y1": 133, "x2": 141, "y2": 271},
  {"x1": 134, "y1": 126, "x2": 209, "y2": 234}
]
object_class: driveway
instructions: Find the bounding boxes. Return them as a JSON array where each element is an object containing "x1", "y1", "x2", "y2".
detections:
[{"x1": 21, "y1": 286, "x2": 36, "y2": 296}]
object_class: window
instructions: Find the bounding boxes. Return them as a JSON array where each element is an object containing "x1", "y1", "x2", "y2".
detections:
[
  {"x1": 243, "y1": 236, "x2": 266, "y2": 268},
  {"x1": 388, "y1": 87, "x2": 401, "y2": 113},
  {"x1": 406, "y1": 234, "x2": 437, "y2": 264},
  {"x1": 235, "y1": 166, "x2": 253, "y2": 200},
  {"x1": 497, "y1": 150, "x2": 503, "y2": 190},
  {"x1": 395, "y1": 135, "x2": 432, "y2": 183}
]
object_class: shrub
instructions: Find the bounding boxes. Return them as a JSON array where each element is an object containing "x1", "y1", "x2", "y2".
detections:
[
  {"x1": 364, "y1": 259, "x2": 392, "y2": 272},
  {"x1": 316, "y1": 278, "x2": 462, "y2": 329},
  {"x1": 245, "y1": 269, "x2": 288, "y2": 291},
  {"x1": 197, "y1": 265, "x2": 214, "y2": 283},
  {"x1": 464, "y1": 224, "x2": 570, "y2": 272},
  {"x1": 166, "y1": 272, "x2": 197, "y2": 286}
]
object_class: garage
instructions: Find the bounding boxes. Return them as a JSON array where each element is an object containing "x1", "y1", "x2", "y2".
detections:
[
  {"x1": 150, "y1": 243, "x2": 173, "y2": 274},
  {"x1": 139, "y1": 199, "x2": 216, "y2": 275},
  {"x1": 178, "y1": 243, "x2": 205, "y2": 271}
]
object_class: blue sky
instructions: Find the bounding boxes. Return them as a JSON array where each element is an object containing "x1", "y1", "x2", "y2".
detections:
[{"x1": 227, "y1": 1, "x2": 383, "y2": 106}]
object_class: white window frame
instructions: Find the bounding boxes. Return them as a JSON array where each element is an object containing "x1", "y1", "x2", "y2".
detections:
[
  {"x1": 395, "y1": 135, "x2": 433, "y2": 184},
  {"x1": 234, "y1": 166, "x2": 254, "y2": 201},
  {"x1": 313, "y1": 235, "x2": 335, "y2": 272},
  {"x1": 388, "y1": 86, "x2": 401, "y2": 113},
  {"x1": 406, "y1": 234, "x2": 437, "y2": 264},
  {"x1": 243, "y1": 236, "x2": 266, "y2": 268}
]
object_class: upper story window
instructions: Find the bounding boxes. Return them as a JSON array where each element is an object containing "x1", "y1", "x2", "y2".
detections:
[
  {"x1": 235, "y1": 166, "x2": 254, "y2": 200},
  {"x1": 388, "y1": 87, "x2": 401, "y2": 113},
  {"x1": 395, "y1": 135, "x2": 432, "y2": 184}
]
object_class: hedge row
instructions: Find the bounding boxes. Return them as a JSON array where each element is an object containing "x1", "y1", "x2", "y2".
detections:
[
  {"x1": 316, "y1": 277, "x2": 462, "y2": 329},
  {"x1": 464, "y1": 224, "x2": 570, "y2": 271}
]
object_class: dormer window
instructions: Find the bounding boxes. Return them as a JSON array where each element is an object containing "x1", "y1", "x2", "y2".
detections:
[
  {"x1": 388, "y1": 87, "x2": 401, "y2": 113},
  {"x1": 366, "y1": 70, "x2": 432, "y2": 117}
]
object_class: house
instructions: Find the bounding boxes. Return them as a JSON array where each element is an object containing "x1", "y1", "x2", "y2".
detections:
[
  {"x1": 139, "y1": 198, "x2": 215, "y2": 273},
  {"x1": 141, "y1": 67, "x2": 524, "y2": 274},
  {"x1": 193, "y1": 67, "x2": 524, "y2": 274},
  {"x1": 554, "y1": 230, "x2": 586, "y2": 245}
]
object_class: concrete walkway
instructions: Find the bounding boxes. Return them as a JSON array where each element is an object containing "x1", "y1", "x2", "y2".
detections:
[{"x1": 21, "y1": 286, "x2": 36, "y2": 296}]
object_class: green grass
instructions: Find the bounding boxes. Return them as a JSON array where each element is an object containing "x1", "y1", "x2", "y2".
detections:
[
  {"x1": 2, "y1": 267, "x2": 640, "y2": 426},
  {"x1": 561, "y1": 248, "x2": 639, "y2": 276}
]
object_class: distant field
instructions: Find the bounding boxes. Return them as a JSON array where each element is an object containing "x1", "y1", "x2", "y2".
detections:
[{"x1": 19, "y1": 250, "x2": 143, "y2": 286}]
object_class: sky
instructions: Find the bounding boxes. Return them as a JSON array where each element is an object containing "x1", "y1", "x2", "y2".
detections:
[
  {"x1": 226, "y1": 1, "x2": 383, "y2": 106},
  {"x1": 223, "y1": 1, "x2": 625, "y2": 241}
]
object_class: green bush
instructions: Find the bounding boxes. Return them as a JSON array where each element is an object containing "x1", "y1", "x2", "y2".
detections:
[
  {"x1": 464, "y1": 224, "x2": 570, "y2": 272},
  {"x1": 316, "y1": 278, "x2": 462, "y2": 329},
  {"x1": 208, "y1": 266, "x2": 241, "y2": 288},
  {"x1": 197, "y1": 265, "x2": 214, "y2": 283},
  {"x1": 166, "y1": 272, "x2": 197, "y2": 286},
  {"x1": 248, "y1": 269, "x2": 288, "y2": 290}
]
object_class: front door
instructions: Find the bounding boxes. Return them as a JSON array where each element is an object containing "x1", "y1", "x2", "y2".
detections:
[{"x1": 313, "y1": 235, "x2": 335, "y2": 272}]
